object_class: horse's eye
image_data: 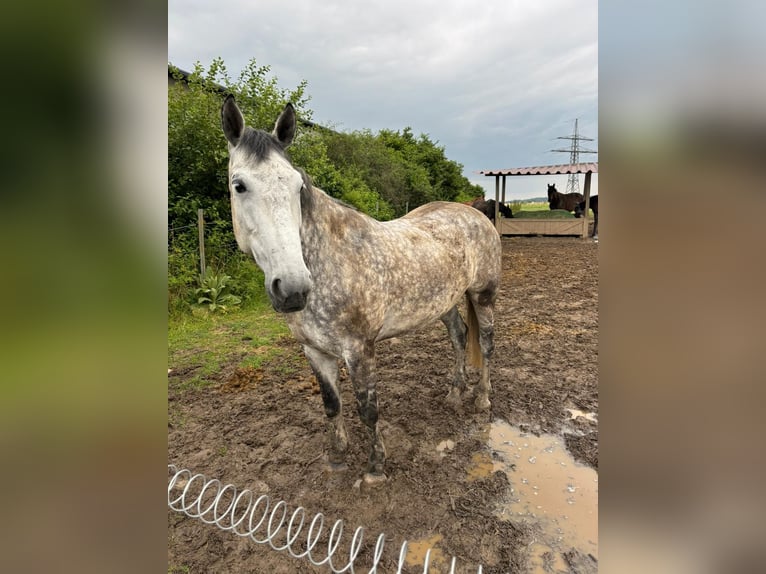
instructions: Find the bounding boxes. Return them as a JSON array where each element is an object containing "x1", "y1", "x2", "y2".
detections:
[{"x1": 232, "y1": 181, "x2": 247, "y2": 194}]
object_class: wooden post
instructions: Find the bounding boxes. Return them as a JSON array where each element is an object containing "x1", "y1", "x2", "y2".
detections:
[
  {"x1": 501, "y1": 175, "x2": 507, "y2": 205},
  {"x1": 495, "y1": 175, "x2": 505, "y2": 233},
  {"x1": 197, "y1": 208, "x2": 206, "y2": 277},
  {"x1": 581, "y1": 171, "x2": 592, "y2": 239}
]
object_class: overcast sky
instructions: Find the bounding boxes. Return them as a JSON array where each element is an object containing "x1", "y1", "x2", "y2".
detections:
[{"x1": 168, "y1": 0, "x2": 597, "y2": 200}]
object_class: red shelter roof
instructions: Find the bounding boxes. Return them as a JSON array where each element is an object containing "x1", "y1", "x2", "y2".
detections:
[{"x1": 478, "y1": 162, "x2": 598, "y2": 176}]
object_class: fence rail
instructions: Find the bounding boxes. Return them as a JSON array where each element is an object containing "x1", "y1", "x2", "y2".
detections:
[{"x1": 168, "y1": 464, "x2": 483, "y2": 574}]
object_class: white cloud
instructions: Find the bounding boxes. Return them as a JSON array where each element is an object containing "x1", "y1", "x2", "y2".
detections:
[{"x1": 168, "y1": 0, "x2": 597, "y2": 199}]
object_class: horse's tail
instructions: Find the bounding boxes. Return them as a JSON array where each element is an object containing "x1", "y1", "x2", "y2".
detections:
[{"x1": 465, "y1": 295, "x2": 483, "y2": 369}]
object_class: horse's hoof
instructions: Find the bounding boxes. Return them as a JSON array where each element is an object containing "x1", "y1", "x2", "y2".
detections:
[
  {"x1": 474, "y1": 396, "x2": 491, "y2": 412},
  {"x1": 445, "y1": 388, "x2": 462, "y2": 407},
  {"x1": 362, "y1": 472, "x2": 388, "y2": 487}
]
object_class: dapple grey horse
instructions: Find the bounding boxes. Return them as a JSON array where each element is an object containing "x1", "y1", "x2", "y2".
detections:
[{"x1": 221, "y1": 96, "x2": 502, "y2": 484}]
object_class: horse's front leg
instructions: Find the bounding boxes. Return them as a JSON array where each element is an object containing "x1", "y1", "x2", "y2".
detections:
[
  {"x1": 304, "y1": 345, "x2": 348, "y2": 470},
  {"x1": 344, "y1": 342, "x2": 387, "y2": 484}
]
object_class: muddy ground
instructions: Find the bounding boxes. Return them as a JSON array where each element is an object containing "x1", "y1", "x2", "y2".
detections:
[{"x1": 168, "y1": 236, "x2": 598, "y2": 573}]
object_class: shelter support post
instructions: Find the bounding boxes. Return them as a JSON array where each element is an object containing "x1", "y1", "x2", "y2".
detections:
[
  {"x1": 581, "y1": 171, "x2": 592, "y2": 238},
  {"x1": 494, "y1": 175, "x2": 500, "y2": 231},
  {"x1": 501, "y1": 176, "x2": 507, "y2": 205}
]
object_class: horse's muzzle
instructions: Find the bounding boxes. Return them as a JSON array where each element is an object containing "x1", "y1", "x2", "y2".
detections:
[{"x1": 269, "y1": 277, "x2": 311, "y2": 313}]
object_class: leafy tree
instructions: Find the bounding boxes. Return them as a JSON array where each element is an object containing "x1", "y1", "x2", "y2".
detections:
[
  {"x1": 288, "y1": 130, "x2": 395, "y2": 219},
  {"x1": 323, "y1": 130, "x2": 413, "y2": 216},
  {"x1": 378, "y1": 128, "x2": 484, "y2": 204}
]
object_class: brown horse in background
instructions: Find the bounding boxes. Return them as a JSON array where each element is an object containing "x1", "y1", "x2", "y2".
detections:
[
  {"x1": 469, "y1": 198, "x2": 513, "y2": 222},
  {"x1": 547, "y1": 183, "x2": 583, "y2": 212},
  {"x1": 574, "y1": 195, "x2": 598, "y2": 238}
]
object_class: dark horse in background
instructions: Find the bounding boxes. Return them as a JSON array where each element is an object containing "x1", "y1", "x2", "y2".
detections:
[
  {"x1": 547, "y1": 183, "x2": 583, "y2": 213},
  {"x1": 574, "y1": 195, "x2": 599, "y2": 238},
  {"x1": 470, "y1": 197, "x2": 513, "y2": 223}
]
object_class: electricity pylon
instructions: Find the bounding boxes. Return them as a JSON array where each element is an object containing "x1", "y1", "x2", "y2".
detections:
[{"x1": 550, "y1": 119, "x2": 597, "y2": 194}]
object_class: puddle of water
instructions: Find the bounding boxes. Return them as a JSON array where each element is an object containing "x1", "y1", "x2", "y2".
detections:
[
  {"x1": 467, "y1": 420, "x2": 598, "y2": 570},
  {"x1": 466, "y1": 451, "x2": 495, "y2": 481},
  {"x1": 404, "y1": 533, "x2": 448, "y2": 573}
]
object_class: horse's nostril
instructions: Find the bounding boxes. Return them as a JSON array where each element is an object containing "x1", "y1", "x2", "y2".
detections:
[{"x1": 270, "y1": 278, "x2": 309, "y2": 311}]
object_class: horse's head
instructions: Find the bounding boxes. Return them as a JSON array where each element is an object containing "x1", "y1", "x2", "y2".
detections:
[
  {"x1": 498, "y1": 202, "x2": 513, "y2": 218},
  {"x1": 574, "y1": 201, "x2": 584, "y2": 218},
  {"x1": 547, "y1": 183, "x2": 557, "y2": 198},
  {"x1": 547, "y1": 183, "x2": 558, "y2": 209},
  {"x1": 221, "y1": 96, "x2": 312, "y2": 313}
]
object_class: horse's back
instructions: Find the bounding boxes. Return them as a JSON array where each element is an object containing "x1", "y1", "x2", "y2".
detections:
[
  {"x1": 398, "y1": 201, "x2": 501, "y2": 282},
  {"x1": 403, "y1": 201, "x2": 496, "y2": 234},
  {"x1": 368, "y1": 202, "x2": 500, "y2": 340}
]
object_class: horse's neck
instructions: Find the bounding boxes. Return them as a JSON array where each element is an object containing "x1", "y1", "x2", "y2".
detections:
[{"x1": 300, "y1": 184, "x2": 368, "y2": 262}]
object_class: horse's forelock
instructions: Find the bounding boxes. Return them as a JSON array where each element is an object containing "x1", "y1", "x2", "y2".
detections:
[{"x1": 237, "y1": 127, "x2": 287, "y2": 161}]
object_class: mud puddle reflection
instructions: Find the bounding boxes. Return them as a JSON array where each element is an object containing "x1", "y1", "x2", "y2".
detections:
[{"x1": 467, "y1": 419, "x2": 598, "y2": 572}]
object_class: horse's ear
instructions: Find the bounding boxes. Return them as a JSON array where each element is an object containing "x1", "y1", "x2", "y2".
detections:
[
  {"x1": 273, "y1": 103, "x2": 296, "y2": 147},
  {"x1": 221, "y1": 94, "x2": 245, "y2": 146}
]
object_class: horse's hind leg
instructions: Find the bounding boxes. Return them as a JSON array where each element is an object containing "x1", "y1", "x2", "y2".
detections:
[
  {"x1": 343, "y1": 342, "x2": 387, "y2": 484},
  {"x1": 468, "y1": 287, "x2": 497, "y2": 412},
  {"x1": 304, "y1": 345, "x2": 348, "y2": 469},
  {"x1": 440, "y1": 305, "x2": 467, "y2": 406}
]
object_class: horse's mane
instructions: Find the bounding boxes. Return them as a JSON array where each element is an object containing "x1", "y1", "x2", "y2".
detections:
[{"x1": 297, "y1": 167, "x2": 363, "y2": 214}]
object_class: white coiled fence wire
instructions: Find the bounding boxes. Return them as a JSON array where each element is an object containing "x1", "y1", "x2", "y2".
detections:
[{"x1": 168, "y1": 464, "x2": 483, "y2": 573}]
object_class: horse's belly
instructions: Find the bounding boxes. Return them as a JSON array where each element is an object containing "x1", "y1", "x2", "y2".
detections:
[{"x1": 377, "y1": 288, "x2": 465, "y2": 341}]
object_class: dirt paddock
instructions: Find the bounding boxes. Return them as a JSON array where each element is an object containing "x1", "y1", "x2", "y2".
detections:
[{"x1": 168, "y1": 236, "x2": 598, "y2": 573}]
